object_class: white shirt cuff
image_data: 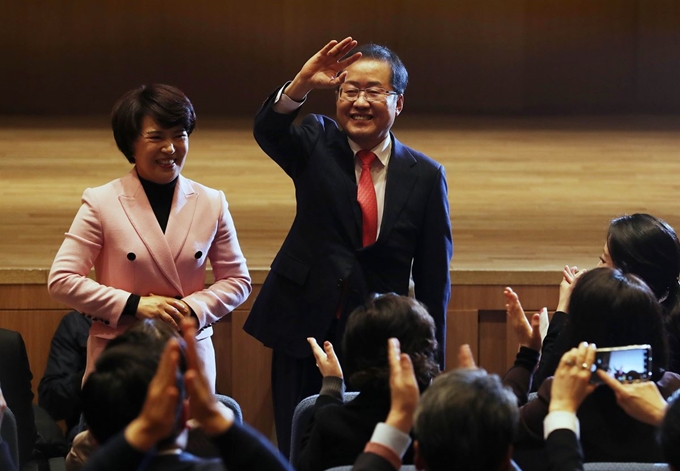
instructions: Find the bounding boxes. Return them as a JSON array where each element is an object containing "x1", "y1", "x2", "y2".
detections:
[
  {"x1": 543, "y1": 411, "x2": 580, "y2": 440},
  {"x1": 273, "y1": 83, "x2": 306, "y2": 113},
  {"x1": 369, "y1": 422, "x2": 412, "y2": 459}
]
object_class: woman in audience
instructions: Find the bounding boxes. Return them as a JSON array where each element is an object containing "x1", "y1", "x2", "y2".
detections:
[
  {"x1": 504, "y1": 267, "x2": 680, "y2": 468},
  {"x1": 297, "y1": 293, "x2": 439, "y2": 471},
  {"x1": 535, "y1": 213, "x2": 680, "y2": 389},
  {"x1": 47, "y1": 84, "x2": 251, "y2": 389}
]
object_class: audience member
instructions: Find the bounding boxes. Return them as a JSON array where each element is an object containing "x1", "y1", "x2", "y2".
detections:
[
  {"x1": 38, "y1": 311, "x2": 92, "y2": 443},
  {"x1": 298, "y1": 293, "x2": 439, "y2": 471},
  {"x1": 80, "y1": 318, "x2": 293, "y2": 471},
  {"x1": 0, "y1": 385, "x2": 18, "y2": 471},
  {"x1": 0, "y1": 328, "x2": 37, "y2": 466},
  {"x1": 535, "y1": 213, "x2": 680, "y2": 389},
  {"x1": 352, "y1": 340, "x2": 592, "y2": 471},
  {"x1": 504, "y1": 267, "x2": 680, "y2": 467}
]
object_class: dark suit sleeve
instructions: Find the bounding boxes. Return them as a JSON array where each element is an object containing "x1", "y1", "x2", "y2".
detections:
[
  {"x1": 545, "y1": 429, "x2": 584, "y2": 471},
  {"x1": 352, "y1": 451, "x2": 398, "y2": 471},
  {"x1": 411, "y1": 165, "x2": 453, "y2": 368},
  {"x1": 502, "y1": 347, "x2": 540, "y2": 405},
  {"x1": 532, "y1": 311, "x2": 569, "y2": 392},
  {"x1": 38, "y1": 312, "x2": 91, "y2": 430},
  {"x1": 212, "y1": 421, "x2": 294, "y2": 471},
  {"x1": 253, "y1": 88, "x2": 313, "y2": 179},
  {"x1": 0, "y1": 440, "x2": 17, "y2": 471}
]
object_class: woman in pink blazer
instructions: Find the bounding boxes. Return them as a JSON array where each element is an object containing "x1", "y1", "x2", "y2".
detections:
[{"x1": 48, "y1": 84, "x2": 252, "y2": 388}]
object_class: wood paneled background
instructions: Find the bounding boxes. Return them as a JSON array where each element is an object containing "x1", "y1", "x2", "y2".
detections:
[{"x1": 2, "y1": 0, "x2": 679, "y2": 116}]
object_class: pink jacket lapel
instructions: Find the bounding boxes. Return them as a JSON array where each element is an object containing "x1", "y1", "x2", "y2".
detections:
[{"x1": 118, "y1": 170, "x2": 184, "y2": 294}]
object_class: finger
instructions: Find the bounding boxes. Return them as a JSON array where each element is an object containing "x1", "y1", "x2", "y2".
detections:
[
  {"x1": 559, "y1": 348, "x2": 578, "y2": 367},
  {"x1": 596, "y1": 368, "x2": 622, "y2": 392},
  {"x1": 182, "y1": 319, "x2": 201, "y2": 373},
  {"x1": 388, "y1": 338, "x2": 402, "y2": 374},
  {"x1": 307, "y1": 337, "x2": 327, "y2": 362},
  {"x1": 155, "y1": 339, "x2": 180, "y2": 389},
  {"x1": 161, "y1": 313, "x2": 180, "y2": 330},
  {"x1": 530, "y1": 312, "x2": 542, "y2": 337},
  {"x1": 457, "y1": 344, "x2": 476, "y2": 369},
  {"x1": 174, "y1": 300, "x2": 190, "y2": 315},
  {"x1": 166, "y1": 304, "x2": 185, "y2": 324},
  {"x1": 324, "y1": 341, "x2": 339, "y2": 362},
  {"x1": 320, "y1": 39, "x2": 340, "y2": 56}
]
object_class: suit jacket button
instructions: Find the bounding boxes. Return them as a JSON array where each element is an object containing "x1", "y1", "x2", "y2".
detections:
[
  {"x1": 336, "y1": 278, "x2": 343, "y2": 287},
  {"x1": 195, "y1": 251, "x2": 203, "y2": 259},
  {"x1": 127, "y1": 252, "x2": 136, "y2": 261}
]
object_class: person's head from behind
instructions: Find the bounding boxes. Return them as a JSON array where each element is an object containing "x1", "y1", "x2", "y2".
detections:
[
  {"x1": 111, "y1": 83, "x2": 196, "y2": 184},
  {"x1": 661, "y1": 389, "x2": 680, "y2": 470},
  {"x1": 336, "y1": 44, "x2": 406, "y2": 150},
  {"x1": 413, "y1": 369, "x2": 518, "y2": 471},
  {"x1": 343, "y1": 293, "x2": 439, "y2": 391},
  {"x1": 566, "y1": 267, "x2": 668, "y2": 373},
  {"x1": 600, "y1": 213, "x2": 680, "y2": 304},
  {"x1": 82, "y1": 319, "x2": 185, "y2": 445}
]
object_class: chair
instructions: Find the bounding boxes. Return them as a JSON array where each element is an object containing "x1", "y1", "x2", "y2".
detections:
[
  {"x1": 1, "y1": 407, "x2": 20, "y2": 470},
  {"x1": 584, "y1": 464, "x2": 670, "y2": 471},
  {"x1": 289, "y1": 392, "x2": 359, "y2": 466},
  {"x1": 325, "y1": 467, "x2": 416, "y2": 471},
  {"x1": 215, "y1": 394, "x2": 243, "y2": 424}
]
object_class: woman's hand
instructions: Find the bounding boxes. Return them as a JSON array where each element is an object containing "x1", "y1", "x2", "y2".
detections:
[
  {"x1": 307, "y1": 337, "x2": 343, "y2": 379},
  {"x1": 549, "y1": 343, "x2": 597, "y2": 413},
  {"x1": 596, "y1": 369, "x2": 667, "y2": 426},
  {"x1": 556, "y1": 265, "x2": 587, "y2": 313},
  {"x1": 284, "y1": 37, "x2": 362, "y2": 101},
  {"x1": 504, "y1": 287, "x2": 543, "y2": 352},
  {"x1": 137, "y1": 294, "x2": 190, "y2": 329}
]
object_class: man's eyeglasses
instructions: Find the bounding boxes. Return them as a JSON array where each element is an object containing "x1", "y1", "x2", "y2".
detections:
[{"x1": 338, "y1": 87, "x2": 400, "y2": 103}]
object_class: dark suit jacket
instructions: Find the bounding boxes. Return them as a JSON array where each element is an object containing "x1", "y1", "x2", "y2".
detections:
[
  {"x1": 243, "y1": 91, "x2": 453, "y2": 364},
  {"x1": 0, "y1": 329, "x2": 37, "y2": 465},
  {"x1": 297, "y1": 385, "x2": 414, "y2": 471},
  {"x1": 351, "y1": 430, "x2": 582, "y2": 471},
  {"x1": 80, "y1": 421, "x2": 293, "y2": 471}
]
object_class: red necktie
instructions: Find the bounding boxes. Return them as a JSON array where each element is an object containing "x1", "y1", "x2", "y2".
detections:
[{"x1": 356, "y1": 150, "x2": 378, "y2": 247}]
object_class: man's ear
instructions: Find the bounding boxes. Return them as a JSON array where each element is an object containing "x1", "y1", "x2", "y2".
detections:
[
  {"x1": 395, "y1": 94, "x2": 404, "y2": 116},
  {"x1": 414, "y1": 439, "x2": 427, "y2": 471}
]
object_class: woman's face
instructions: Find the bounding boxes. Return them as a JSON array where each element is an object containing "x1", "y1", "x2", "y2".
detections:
[
  {"x1": 598, "y1": 242, "x2": 614, "y2": 268},
  {"x1": 132, "y1": 115, "x2": 188, "y2": 184}
]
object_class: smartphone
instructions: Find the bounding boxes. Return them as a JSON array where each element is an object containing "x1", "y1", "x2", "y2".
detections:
[{"x1": 591, "y1": 344, "x2": 652, "y2": 383}]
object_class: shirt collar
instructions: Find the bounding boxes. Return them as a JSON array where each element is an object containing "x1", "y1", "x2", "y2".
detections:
[{"x1": 348, "y1": 135, "x2": 392, "y2": 167}]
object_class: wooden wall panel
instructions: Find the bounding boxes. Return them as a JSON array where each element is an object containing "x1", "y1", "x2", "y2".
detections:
[{"x1": 2, "y1": 1, "x2": 679, "y2": 115}]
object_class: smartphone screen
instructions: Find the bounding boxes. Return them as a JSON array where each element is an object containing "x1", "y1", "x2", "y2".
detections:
[{"x1": 592, "y1": 344, "x2": 652, "y2": 383}]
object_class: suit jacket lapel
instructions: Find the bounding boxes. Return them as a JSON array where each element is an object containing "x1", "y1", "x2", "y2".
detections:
[
  {"x1": 165, "y1": 176, "x2": 197, "y2": 264},
  {"x1": 379, "y1": 135, "x2": 418, "y2": 242},
  {"x1": 119, "y1": 170, "x2": 184, "y2": 294},
  {"x1": 329, "y1": 135, "x2": 364, "y2": 245}
]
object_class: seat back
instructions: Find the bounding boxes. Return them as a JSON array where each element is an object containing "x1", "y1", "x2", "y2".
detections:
[
  {"x1": 215, "y1": 394, "x2": 243, "y2": 424},
  {"x1": 289, "y1": 392, "x2": 359, "y2": 466},
  {"x1": 584, "y1": 463, "x2": 670, "y2": 470},
  {"x1": 1, "y1": 407, "x2": 20, "y2": 469}
]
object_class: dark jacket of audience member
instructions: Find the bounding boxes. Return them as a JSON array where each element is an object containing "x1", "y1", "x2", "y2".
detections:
[
  {"x1": 297, "y1": 294, "x2": 439, "y2": 471},
  {"x1": 38, "y1": 311, "x2": 91, "y2": 441}
]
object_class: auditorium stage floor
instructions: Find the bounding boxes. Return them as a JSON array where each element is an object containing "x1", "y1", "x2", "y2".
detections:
[{"x1": 1, "y1": 114, "x2": 679, "y2": 283}]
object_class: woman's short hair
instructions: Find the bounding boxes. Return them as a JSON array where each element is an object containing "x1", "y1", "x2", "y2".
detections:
[
  {"x1": 565, "y1": 267, "x2": 668, "y2": 373},
  {"x1": 342, "y1": 293, "x2": 439, "y2": 390},
  {"x1": 111, "y1": 84, "x2": 196, "y2": 163}
]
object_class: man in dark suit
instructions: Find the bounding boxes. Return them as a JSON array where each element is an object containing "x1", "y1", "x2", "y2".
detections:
[{"x1": 243, "y1": 36, "x2": 453, "y2": 457}]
